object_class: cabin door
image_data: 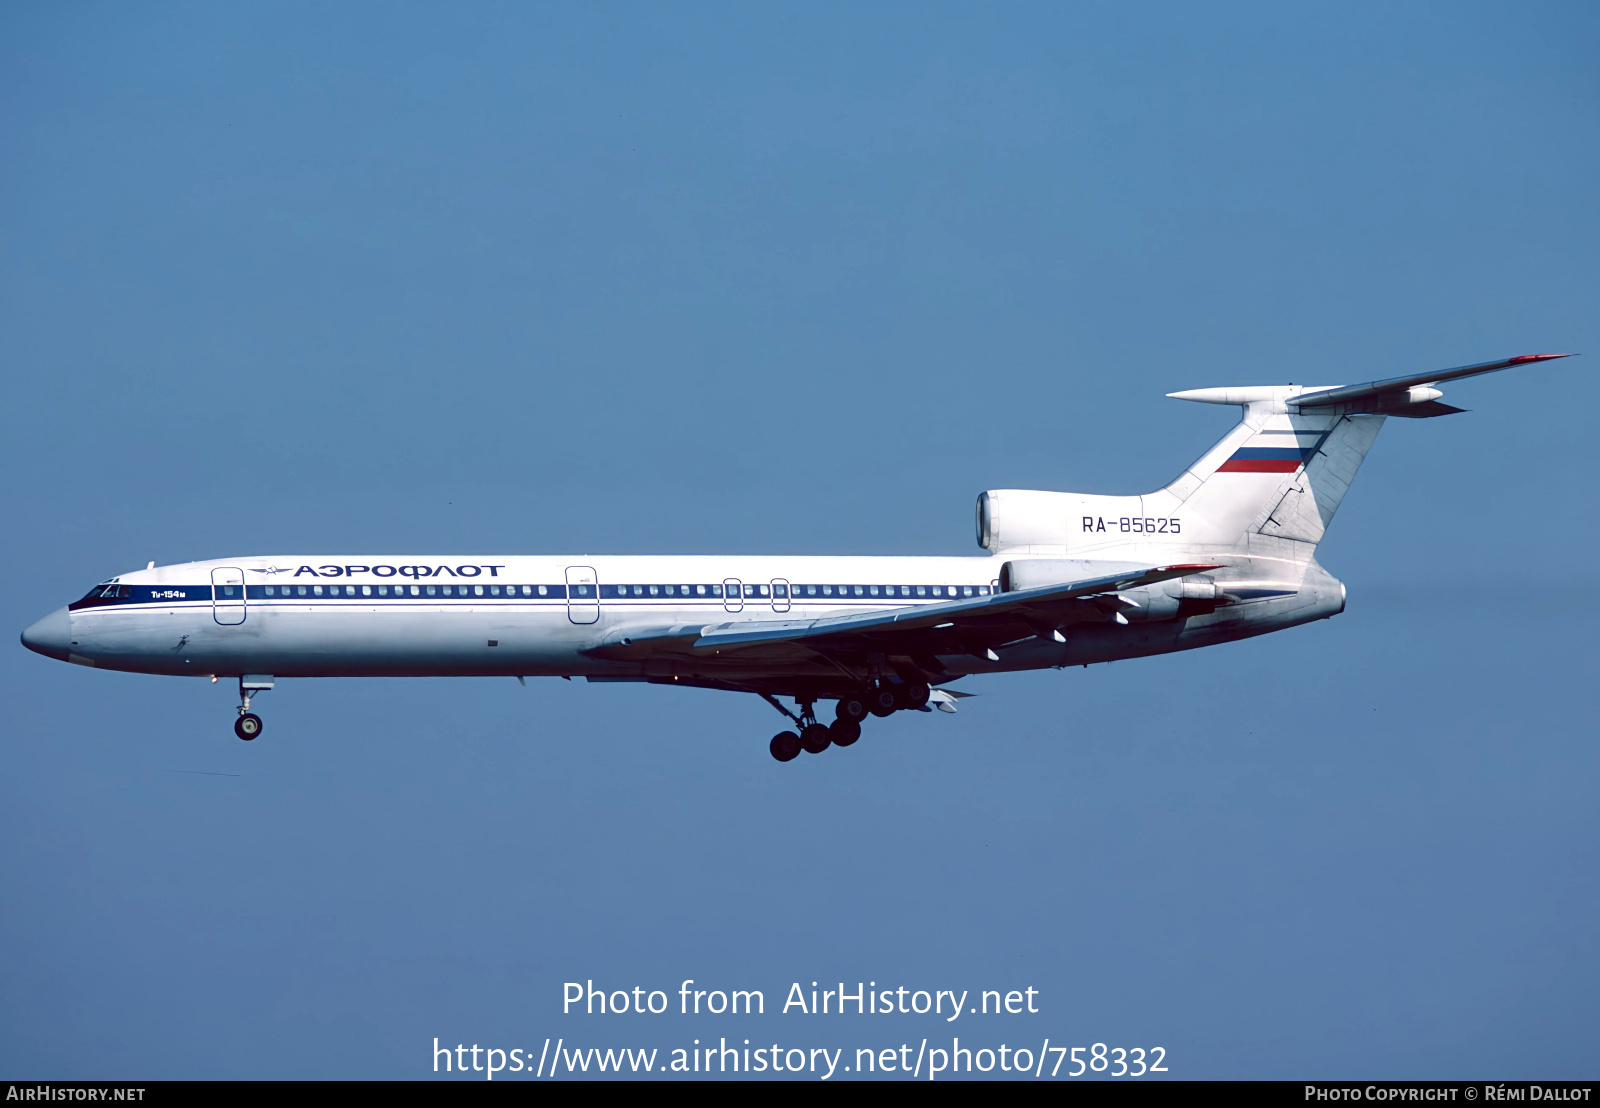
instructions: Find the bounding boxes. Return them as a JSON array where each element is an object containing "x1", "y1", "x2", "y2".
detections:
[{"x1": 212, "y1": 567, "x2": 246, "y2": 625}]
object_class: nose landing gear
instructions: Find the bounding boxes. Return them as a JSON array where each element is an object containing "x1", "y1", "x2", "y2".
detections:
[{"x1": 232, "y1": 675, "x2": 274, "y2": 741}]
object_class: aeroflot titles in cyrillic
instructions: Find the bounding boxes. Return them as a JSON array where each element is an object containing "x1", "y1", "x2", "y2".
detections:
[{"x1": 288, "y1": 565, "x2": 507, "y2": 578}]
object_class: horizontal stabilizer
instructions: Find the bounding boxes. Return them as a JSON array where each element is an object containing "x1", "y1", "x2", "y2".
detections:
[{"x1": 1291, "y1": 353, "x2": 1569, "y2": 411}]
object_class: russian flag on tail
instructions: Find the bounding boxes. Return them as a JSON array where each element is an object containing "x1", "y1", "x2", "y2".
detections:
[{"x1": 1216, "y1": 446, "x2": 1318, "y2": 473}]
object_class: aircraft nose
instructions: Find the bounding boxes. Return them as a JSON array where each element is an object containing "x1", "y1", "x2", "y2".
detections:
[{"x1": 21, "y1": 607, "x2": 72, "y2": 662}]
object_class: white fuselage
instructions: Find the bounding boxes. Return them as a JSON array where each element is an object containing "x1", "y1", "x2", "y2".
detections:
[
  {"x1": 48, "y1": 550, "x2": 1341, "y2": 701},
  {"x1": 23, "y1": 354, "x2": 1560, "y2": 736}
]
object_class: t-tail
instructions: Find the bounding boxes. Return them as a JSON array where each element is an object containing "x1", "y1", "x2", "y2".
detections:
[{"x1": 976, "y1": 354, "x2": 1570, "y2": 559}]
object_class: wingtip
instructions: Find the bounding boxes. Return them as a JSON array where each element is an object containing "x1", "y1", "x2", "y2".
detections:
[{"x1": 1509, "y1": 353, "x2": 1572, "y2": 363}]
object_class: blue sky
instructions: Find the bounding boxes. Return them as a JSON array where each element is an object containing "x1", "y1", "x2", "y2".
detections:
[{"x1": 2, "y1": 1, "x2": 1596, "y2": 1079}]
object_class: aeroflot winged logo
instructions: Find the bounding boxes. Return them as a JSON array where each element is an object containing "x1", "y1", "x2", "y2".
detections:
[{"x1": 266, "y1": 564, "x2": 509, "y2": 579}]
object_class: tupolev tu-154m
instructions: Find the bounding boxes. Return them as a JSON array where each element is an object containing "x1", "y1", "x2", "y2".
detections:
[{"x1": 21, "y1": 353, "x2": 1570, "y2": 761}]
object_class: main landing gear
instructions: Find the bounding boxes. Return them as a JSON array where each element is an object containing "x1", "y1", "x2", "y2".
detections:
[
  {"x1": 230, "y1": 675, "x2": 274, "y2": 741},
  {"x1": 766, "y1": 681, "x2": 930, "y2": 762}
]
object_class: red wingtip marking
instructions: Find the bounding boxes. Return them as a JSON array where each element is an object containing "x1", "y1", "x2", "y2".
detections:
[{"x1": 1509, "y1": 353, "x2": 1570, "y2": 363}]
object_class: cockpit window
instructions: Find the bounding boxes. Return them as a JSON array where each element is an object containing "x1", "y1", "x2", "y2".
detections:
[{"x1": 70, "y1": 582, "x2": 131, "y2": 610}]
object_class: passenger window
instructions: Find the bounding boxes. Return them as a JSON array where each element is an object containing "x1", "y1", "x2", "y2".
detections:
[
  {"x1": 962, "y1": 586, "x2": 973, "y2": 597},
  {"x1": 313, "y1": 585, "x2": 323, "y2": 596},
  {"x1": 264, "y1": 586, "x2": 274, "y2": 596},
  {"x1": 298, "y1": 586, "x2": 308, "y2": 596},
  {"x1": 362, "y1": 585, "x2": 372, "y2": 596},
  {"x1": 774, "y1": 583, "x2": 787, "y2": 598},
  {"x1": 853, "y1": 586, "x2": 864, "y2": 596},
  {"x1": 426, "y1": 585, "x2": 436, "y2": 596},
  {"x1": 475, "y1": 585, "x2": 484, "y2": 596},
  {"x1": 697, "y1": 584, "x2": 707, "y2": 596},
  {"x1": 757, "y1": 585, "x2": 768, "y2": 597},
  {"x1": 537, "y1": 585, "x2": 547, "y2": 596}
]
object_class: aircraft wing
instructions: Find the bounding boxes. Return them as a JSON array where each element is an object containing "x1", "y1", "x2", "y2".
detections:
[
  {"x1": 582, "y1": 562, "x2": 1220, "y2": 668},
  {"x1": 1291, "y1": 353, "x2": 1570, "y2": 411}
]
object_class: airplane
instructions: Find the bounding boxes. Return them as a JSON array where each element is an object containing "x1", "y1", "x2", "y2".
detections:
[{"x1": 20, "y1": 353, "x2": 1569, "y2": 762}]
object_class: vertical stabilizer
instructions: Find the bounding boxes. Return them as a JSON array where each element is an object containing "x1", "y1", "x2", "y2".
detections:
[
  {"x1": 979, "y1": 356, "x2": 1568, "y2": 559},
  {"x1": 1153, "y1": 387, "x2": 1386, "y2": 550}
]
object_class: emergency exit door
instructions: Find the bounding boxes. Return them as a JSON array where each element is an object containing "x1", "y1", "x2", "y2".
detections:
[{"x1": 565, "y1": 566, "x2": 599, "y2": 624}]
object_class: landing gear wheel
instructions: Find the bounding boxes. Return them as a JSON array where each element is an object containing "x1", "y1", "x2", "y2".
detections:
[
  {"x1": 895, "y1": 682, "x2": 931, "y2": 710},
  {"x1": 800, "y1": 723, "x2": 832, "y2": 754},
  {"x1": 770, "y1": 731, "x2": 802, "y2": 762},
  {"x1": 867, "y1": 685, "x2": 898, "y2": 717},
  {"x1": 234, "y1": 713, "x2": 262, "y2": 741},
  {"x1": 829, "y1": 718, "x2": 861, "y2": 747},
  {"x1": 836, "y1": 695, "x2": 868, "y2": 724}
]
